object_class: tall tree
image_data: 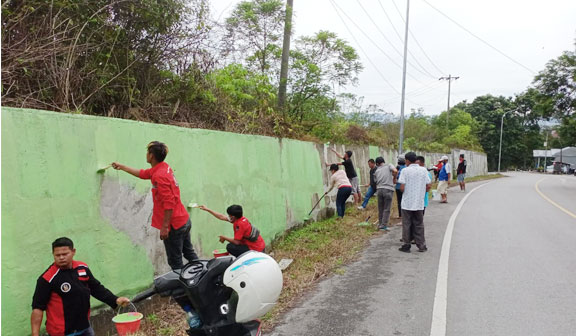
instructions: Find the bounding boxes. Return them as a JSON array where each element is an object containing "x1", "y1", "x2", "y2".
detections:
[
  {"x1": 288, "y1": 31, "x2": 363, "y2": 120},
  {"x1": 222, "y1": 0, "x2": 285, "y2": 74},
  {"x1": 532, "y1": 49, "x2": 576, "y2": 145}
]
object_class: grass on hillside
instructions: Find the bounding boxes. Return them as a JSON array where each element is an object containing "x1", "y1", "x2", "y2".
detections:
[{"x1": 128, "y1": 174, "x2": 502, "y2": 335}]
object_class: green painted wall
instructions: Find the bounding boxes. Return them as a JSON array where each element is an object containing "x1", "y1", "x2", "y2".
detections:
[
  {"x1": 1, "y1": 107, "x2": 324, "y2": 334},
  {"x1": 1, "y1": 107, "x2": 487, "y2": 334}
]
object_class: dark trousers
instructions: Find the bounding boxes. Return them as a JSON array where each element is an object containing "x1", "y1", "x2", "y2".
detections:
[
  {"x1": 63, "y1": 326, "x2": 95, "y2": 336},
  {"x1": 226, "y1": 243, "x2": 250, "y2": 257},
  {"x1": 395, "y1": 189, "x2": 403, "y2": 217},
  {"x1": 401, "y1": 209, "x2": 425, "y2": 248},
  {"x1": 377, "y1": 188, "x2": 394, "y2": 226},
  {"x1": 163, "y1": 219, "x2": 198, "y2": 270},
  {"x1": 336, "y1": 186, "x2": 352, "y2": 217}
]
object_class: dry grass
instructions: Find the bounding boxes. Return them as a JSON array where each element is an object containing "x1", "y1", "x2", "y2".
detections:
[
  {"x1": 129, "y1": 297, "x2": 188, "y2": 336},
  {"x1": 260, "y1": 198, "x2": 403, "y2": 332}
]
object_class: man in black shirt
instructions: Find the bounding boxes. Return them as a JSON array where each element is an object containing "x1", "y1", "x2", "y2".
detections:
[
  {"x1": 327, "y1": 149, "x2": 362, "y2": 205},
  {"x1": 31, "y1": 237, "x2": 130, "y2": 336},
  {"x1": 457, "y1": 154, "x2": 467, "y2": 191},
  {"x1": 358, "y1": 159, "x2": 377, "y2": 210}
]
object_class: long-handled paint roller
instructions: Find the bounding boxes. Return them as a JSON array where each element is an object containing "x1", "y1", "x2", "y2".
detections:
[
  {"x1": 97, "y1": 164, "x2": 112, "y2": 174},
  {"x1": 303, "y1": 193, "x2": 327, "y2": 221}
]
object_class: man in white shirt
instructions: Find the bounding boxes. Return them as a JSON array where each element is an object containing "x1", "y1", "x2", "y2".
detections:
[{"x1": 398, "y1": 152, "x2": 431, "y2": 252}]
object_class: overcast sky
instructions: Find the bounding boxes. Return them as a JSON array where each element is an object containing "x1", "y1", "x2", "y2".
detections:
[{"x1": 211, "y1": 0, "x2": 576, "y2": 116}]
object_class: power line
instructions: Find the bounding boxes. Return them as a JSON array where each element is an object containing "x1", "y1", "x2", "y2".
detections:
[
  {"x1": 407, "y1": 81, "x2": 445, "y2": 97},
  {"x1": 328, "y1": 0, "x2": 401, "y2": 95},
  {"x1": 439, "y1": 74, "x2": 460, "y2": 126},
  {"x1": 355, "y1": 0, "x2": 403, "y2": 58},
  {"x1": 329, "y1": 0, "x2": 431, "y2": 87},
  {"x1": 388, "y1": 0, "x2": 445, "y2": 76},
  {"x1": 408, "y1": 31, "x2": 445, "y2": 75},
  {"x1": 330, "y1": 0, "x2": 403, "y2": 69},
  {"x1": 354, "y1": 0, "x2": 437, "y2": 80},
  {"x1": 421, "y1": 0, "x2": 536, "y2": 74},
  {"x1": 377, "y1": 0, "x2": 404, "y2": 43}
]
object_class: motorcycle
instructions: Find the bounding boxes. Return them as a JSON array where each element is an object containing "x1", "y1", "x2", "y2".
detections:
[{"x1": 132, "y1": 251, "x2": 283, "y2": 336}]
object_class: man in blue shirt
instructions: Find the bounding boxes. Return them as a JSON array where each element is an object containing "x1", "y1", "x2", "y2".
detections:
[{"x1": 437, "y1": 155, "x2": 451, "y2": 203}]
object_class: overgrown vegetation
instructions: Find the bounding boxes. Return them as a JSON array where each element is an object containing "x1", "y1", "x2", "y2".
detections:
[{"x1": 2, "y1": 0, "x2": 575, "y2": 169}]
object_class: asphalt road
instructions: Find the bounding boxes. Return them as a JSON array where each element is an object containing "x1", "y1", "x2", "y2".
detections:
[{"x1": 269, "y1": 173, "x2": 576, "y2": 336}]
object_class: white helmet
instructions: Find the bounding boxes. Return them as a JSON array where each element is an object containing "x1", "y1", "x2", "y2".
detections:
[{"x1": 223, "y1": 251, "x2": 283, "y2": 323}]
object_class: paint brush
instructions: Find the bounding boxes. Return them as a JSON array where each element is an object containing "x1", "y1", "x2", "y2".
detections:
[{"x1": 96, "y1": 164, "x2": 112, "y2": 174}]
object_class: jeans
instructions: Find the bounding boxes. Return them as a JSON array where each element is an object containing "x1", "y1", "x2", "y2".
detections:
[
  {"x1": 361, "y1": 186, "x2": 375, "y2": 208},
  {"x1": 163, "y1": 219, "x2": 198, "y2": 270},
  {"x1": 226, "y1": 243, "x2": 250, "y2": 257},
  {"x1": 377, "y1": 188, "x2": 394, "y2": 226},
  {"x1": 336, "y1": 187, "x2": 352, "y2": 217}
]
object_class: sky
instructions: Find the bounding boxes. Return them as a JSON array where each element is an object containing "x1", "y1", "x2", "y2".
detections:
[{"x1": 210, "y1": 0, "x2": 576, "y2": 117}]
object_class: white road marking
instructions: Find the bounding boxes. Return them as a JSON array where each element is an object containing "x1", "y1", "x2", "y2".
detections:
[{"x1": 429, "y1": 182, "x2": 490, "y2": 336}]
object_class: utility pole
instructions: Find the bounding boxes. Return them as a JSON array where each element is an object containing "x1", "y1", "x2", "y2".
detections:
[
  {"x1": 398, "y1": 0, "x2": 410, "y2": 155},
  {"x1": 278, "y1": 0, "x2": 293, "y2": 112},
  {"x1": 543, "y1": 130, "x2": 549, "y2": 174},
  {"x1": 439, "y1": 75, "x2": 459, "y2": 127}
]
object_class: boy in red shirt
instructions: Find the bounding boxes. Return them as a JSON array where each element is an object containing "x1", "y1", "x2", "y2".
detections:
[
  {"x1": 198, "y1": 204, "x2": 265, "y2": 257},
  {"x1": 112, "y1": 141, "x2": 198, "y2": 270}
]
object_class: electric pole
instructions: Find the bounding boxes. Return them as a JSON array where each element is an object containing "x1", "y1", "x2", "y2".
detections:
[
  {"x1": 439, "y1": 75, "x2": 459, "y2": 127},
  {"x1": 278, "y1": 0, "x2": 294, "y2": 112},
  {"x1": 398, "y1": 0, "x2": 410, "y2": 155}
]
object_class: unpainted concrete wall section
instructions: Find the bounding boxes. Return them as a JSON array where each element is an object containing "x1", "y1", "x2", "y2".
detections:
[
  {"x1": 314, "y1": 146, "x2": 487, "y2": 216},
  {"x1": 451, "y1": 149, "x2": 488, "y2": 177}
]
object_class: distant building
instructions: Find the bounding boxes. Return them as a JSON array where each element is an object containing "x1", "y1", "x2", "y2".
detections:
[
  {"x1": 532, "y1": 148, "x2": 561, "y2": 169},
  {"x1": 554, "y1": 147, "x2": 576, "y2": 166}
]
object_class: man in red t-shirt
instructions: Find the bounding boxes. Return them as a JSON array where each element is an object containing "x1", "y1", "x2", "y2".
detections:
[
  {"x1": 112, "y1": 141, "x2": 198, "y2": 270},
  {"x1": 198, "y1": 204, "x2": 265, "y2": 257}
]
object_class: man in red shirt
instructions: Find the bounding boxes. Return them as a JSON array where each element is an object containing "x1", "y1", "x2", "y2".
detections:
[
  {"x1": 112, "y1": 141, "x2": 198, "y2": 270},
  {"x1": 31, "y1": 237, "x2": 130, "y2": 336},
  {"x1": 198, "y1": 204, "x2": 265, "y2": 257}
]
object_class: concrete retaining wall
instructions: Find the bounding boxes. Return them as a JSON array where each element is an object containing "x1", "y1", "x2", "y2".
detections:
[{"x1": 1, "y1": 107, "x2": 487, "y2": 334}]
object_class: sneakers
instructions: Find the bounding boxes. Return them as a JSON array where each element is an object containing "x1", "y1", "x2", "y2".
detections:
[
  {"x1": 357, "y1": 206, "x2": 365, "y2": 210},
  {"x1": 377, "y1": 225, "x2": 389, "y2": 231},
  {"x1": 418, "y1": 245, "x2": 428, "y2": 252},
  {"x1": 398, "y1": 244, "x2": 411, "y2": 253}
]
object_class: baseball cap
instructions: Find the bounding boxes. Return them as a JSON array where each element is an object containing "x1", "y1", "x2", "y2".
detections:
[{"x1": 441, "y1": 155, "x2": 449, "y2": 160}]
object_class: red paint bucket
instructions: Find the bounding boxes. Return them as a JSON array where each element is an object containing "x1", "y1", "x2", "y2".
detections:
[
  {"x1": 213, "y1": 249, "x2": 230, "y2": 258},
  {"x1": 112, "y1": 312, "x2": 143, "y2": 335}
]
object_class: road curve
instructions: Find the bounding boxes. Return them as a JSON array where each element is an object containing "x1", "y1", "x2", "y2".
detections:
[{"x1": 269, "y1": 173, "x2": 576, "y2": 336}]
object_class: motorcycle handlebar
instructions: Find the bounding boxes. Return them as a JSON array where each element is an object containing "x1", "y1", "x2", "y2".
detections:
[{"x1": 131, "y1": 287, "x2": 156, "y2": 303}]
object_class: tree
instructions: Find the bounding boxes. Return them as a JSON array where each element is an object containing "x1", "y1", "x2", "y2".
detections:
[
  {"x1": 1, "y1": 0, "x2": 214, "y2": 117},
  {"x1": 532, "y1": 49, "x2": 576, "y2": 145},
  {"x1": 288, "y1": 31, "x2": 363, "y2": 120},
  {"x1": 222, "y1": 0, "x2": 284, "y2": 74}
]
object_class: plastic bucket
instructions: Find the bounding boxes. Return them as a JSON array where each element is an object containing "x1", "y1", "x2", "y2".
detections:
[
  {"x1": 213, "y1": 249, "x2": 230, "y2": 258},
  {"x1": 112, "y1": 312, "x2": 143, "y2": 336}
]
